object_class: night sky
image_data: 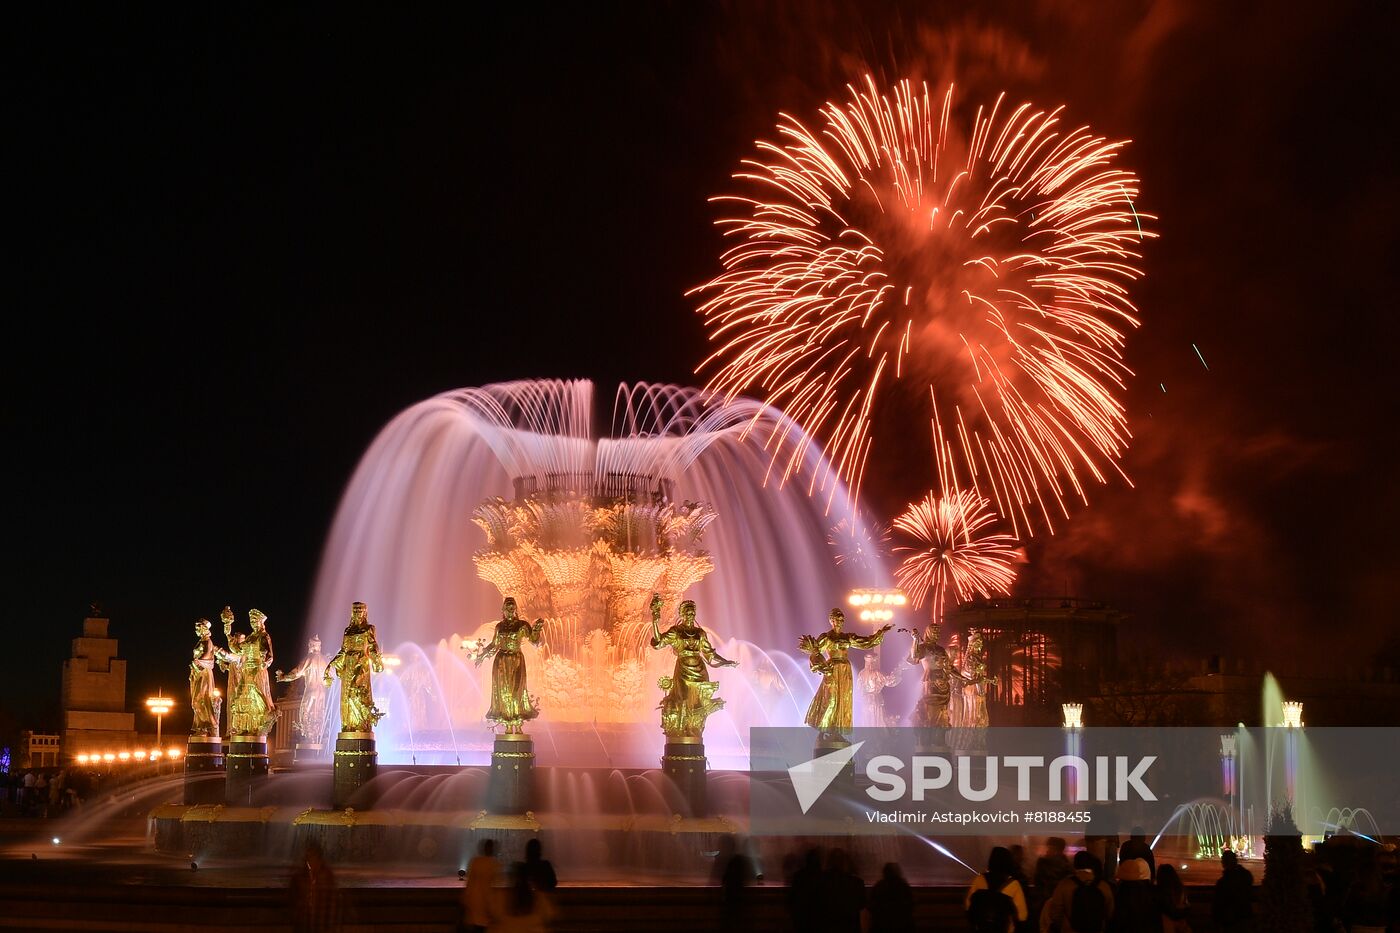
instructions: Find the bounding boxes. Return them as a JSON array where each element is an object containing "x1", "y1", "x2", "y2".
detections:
[{"x1": 8, "y1": 2, "x2": 1397, "y2": 730}]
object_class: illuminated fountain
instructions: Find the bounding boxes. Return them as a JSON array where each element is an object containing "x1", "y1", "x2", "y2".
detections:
[{"x1": 302, "y1": 379, "x2": 892, "y2": 769}]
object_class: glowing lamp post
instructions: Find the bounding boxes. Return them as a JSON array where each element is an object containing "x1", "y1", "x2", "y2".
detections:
[
  {"x1": 846, "y1": 587, "x2": 907, "y2": 624},
  {"x1": 1281, "y1": 701, "x2": 1304, "y2": 729},
  {"x1": 146, "y1": 693, "x2": 175, "y2": 750},
  {"x1": 1062, "y1": 702, "x2": 1084, "y2": 801},
  {"x1": 1282, "y1": 700, "x2": 1303, "y2": 806}
]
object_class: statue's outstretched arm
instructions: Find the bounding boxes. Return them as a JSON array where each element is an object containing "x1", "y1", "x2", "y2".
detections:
[
  {"x1": 474, "y1": 631, "x2": 499, "y2": 667},
  {"x1": 528, "y1": 618, "x2": 546, "y2": 645},
  {"x1": 850, "y1": 624, "x2": 894, "y2": 650},
  {"x1": 700, "y1": 634, "x2": 738, "y2": 669}
]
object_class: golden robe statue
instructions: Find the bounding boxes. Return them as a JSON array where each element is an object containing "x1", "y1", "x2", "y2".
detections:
[
  {"x1": 952, "y1": 630, "x2": 995, "y2": 730},
  {"x1": 649, "y1": 594, "x2": 736, "y2": 740},
  {"x1": 188, "y1": 618, "x2": 222, "y2": 737},
  {"x1": 907, "y1": 623, "x2": 953, "y2": 730},
  {"x1": 324, "y1": 601, "x2": 385, "y2": 733},
  {"x1": 215, "y1": 606, "x2": 277, "y2": 737},
  {"x1": 475, "y1": 597, "x2": 544, "y2": 733},
  {"x1": 277, "y1": 635, "x2": 329, "y2": 742},
  {"x1": 801, "y1": 609, "x2": 891, "y2": 742}
]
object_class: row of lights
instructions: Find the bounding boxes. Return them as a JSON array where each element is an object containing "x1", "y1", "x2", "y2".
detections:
[
  {"x1": 74, "y1": 748, "x2": 182, "y2": 765},
  {"x1": 847, "y1": 588, "x2": 908, "y2": 623}
]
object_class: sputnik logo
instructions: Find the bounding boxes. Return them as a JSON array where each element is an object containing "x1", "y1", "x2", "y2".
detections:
[{"x1": 788, "y1": 741, "x2": 864, "y2": 814}]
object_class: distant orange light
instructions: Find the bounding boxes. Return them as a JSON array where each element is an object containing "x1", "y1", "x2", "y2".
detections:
[
  {"x1": 167, "y1": 749, "x2": 181, "y2": 760},
  {"x1": 103, "y1": 753, "x2": 115, "y2": 762},
  {"x1": 118, "y1": 751, "x2": 131, "y2": 761}
]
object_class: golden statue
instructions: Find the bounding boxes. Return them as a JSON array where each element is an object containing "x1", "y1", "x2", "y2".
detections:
[
  {"x1": 952, "y1": 630, "x2": 996, "y2": 730},
  {"x1": 324, "y1": 601, "x2": 385, "y2": 733},
  {"x1": 277, "y1": 634, "x2": 329, "y2": 742},
  {"x1": 907, "y1": 622, "x2": 953, "y2": 729},
  {"x1": 215, "y1": 606, "x2": 277, "y2": 737},
  {"x1": 800, "y1": 608, "x2": 891, "y2": 743},
  {"x1": 475, "y1": 597, "x2": 544, "y2": 734},
  {"x1": 649, "y1": 594, "x2": 737, "y2": 740},
  {"x1": 189, "y1": 618, "x2": 222, "y2": 736}
]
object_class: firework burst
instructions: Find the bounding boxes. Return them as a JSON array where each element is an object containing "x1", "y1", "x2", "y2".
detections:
[
  {"x1": 694, "y1": 75, "x2": 1152, "y2": 533},
  {"x1": 827, "y1": 515, "x2": 890, "y2": 571},
  {"x1": 892, "y1": 488, "x2": 1020, "y2": 621}
]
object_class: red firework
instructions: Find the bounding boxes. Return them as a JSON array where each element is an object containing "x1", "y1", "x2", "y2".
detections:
[
  {"x1": 892, "y1": 487, "x2": 1020, "y2": 622},
  {"x1": 694, "y1": 75, "x2": 1152, "y2": 534}
]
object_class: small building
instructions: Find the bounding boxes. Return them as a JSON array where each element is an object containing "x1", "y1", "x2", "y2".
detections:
[
  {"x1": 20, "y1": 731, "x2": 61, "y2": 769},
  {"x1": 61, "y1": 608, "x2": 137, "y2": 760}
]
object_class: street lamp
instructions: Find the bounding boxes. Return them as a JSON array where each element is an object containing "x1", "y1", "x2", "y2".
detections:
[{"x1": 146, "y1": 692, "x2": 175, "y2": 749}]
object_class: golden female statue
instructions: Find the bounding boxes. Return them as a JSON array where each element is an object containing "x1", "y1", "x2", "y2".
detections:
[
  {"x1": 215, "y1": 606, "x2": 277, "y2": 737},
  {"x1": 953, "y1": 630, "x2": 995, "y2": 730},
  {"x1": 323, "y1": 601, "x2": 385, "y2": 733},
  {"x1": 189, "y1": 618, "x2": 222, "y2": 736},
  {"x1": 801, "y1": 608, "x2": 891, "y2": 743},
  {"x1": 907, "y1": 622, "x2": 953, "y2": 729},
  {"x1": 475, "y1": 597, "x2": 544, "y2": 734},
  {"x1": 649, "y1": 594, "x2": 737, "y2": 740},
  {"x1": 277, "y1": 635, "x2": 329, "y2": 742}
]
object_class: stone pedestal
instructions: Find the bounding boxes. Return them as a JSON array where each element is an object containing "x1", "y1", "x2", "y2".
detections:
[
  {"x1": 487, "y1": 733, "x2": 535, "y2": 814},
  {"x1": 183, "y1": 735, "x2": 224, "y2": 805},
  {"x1": 225, "y1": 734, "x2": 269, "y2": 805},
  {"x1": 333, "y1": 731, "x2": 377, "y2": 810},
  {"x1": 661, "y1": 737, "x2": 708, "y2": 817},
  {"x1": 810, "y1": 735, "x2": 857, "y2": 813}
]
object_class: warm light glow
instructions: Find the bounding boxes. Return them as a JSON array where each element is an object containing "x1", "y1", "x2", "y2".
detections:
[
  {"x1": 133, "y1": 750, "x2": 147, "y2": 761},
  {"x1": 382, "y1": 654, "x2": 402, "y2": 668},
  {"x1": 847, "y1": 588, "x2": 907, "y2": 609},
  {"x1": 145, "y1": 695, "x2": 174, "y2": 714},
  {"x1": 150, "y1": 748, "x2": 162, "y2": 759},
  {"x1": 695, "y1": 75, "x2": 1152, "y2": 527},
  {"x1": 1282, "y1": 701, "x2": 1304, "y2": 728},
  {"x1": 167, "y1": 748, "x2": 181, "y2": 760},
  {"x1": 118, "y1": 751, "x2": 130, "y2": 761},
  {"x1": 103, "y1": 753, "x2": 115, "y2": 763},
  {"x1": 1062, "y1": 702, "x2": 1084, "y2": 729},
  {"x1": 76, "y1": 754, "x2": 90, "y2": 764}
]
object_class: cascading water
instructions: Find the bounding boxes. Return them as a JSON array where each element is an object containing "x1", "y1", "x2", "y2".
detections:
[{"x1": 303, "y1": 380, "x2": 895, "y2": 766}]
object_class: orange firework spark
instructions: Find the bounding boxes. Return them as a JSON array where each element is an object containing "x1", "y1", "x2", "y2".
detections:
[
  {"x1": 693, "y1": 76, "x2": 1153, "y2": 533},
  {"x1": 892, "y1": 488, "x2": 1019, "y2": 622}
]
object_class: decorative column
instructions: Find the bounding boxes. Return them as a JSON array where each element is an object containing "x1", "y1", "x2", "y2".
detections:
[
  {"x1": 225, "y1": 733, "x2": 269, "y2": 805},
  {"x1": 333, "y1": 730, "x2": 377, "y2": 809},
  {"x1": 184, "y1": 734, "x2": 224, "y2": 805},
  {"x1": 1062, "y1": 702, "x2": 1084, "y2": 803},
  {"x1": 488, "y1": 733, "x2": 536, "y2": 814},
  {"x1": 1282, "y1": 700, "x2": 1303, "y2": 808},
  {"x1": 661, "y1": 736, "x2": 708, "y2": 816}
]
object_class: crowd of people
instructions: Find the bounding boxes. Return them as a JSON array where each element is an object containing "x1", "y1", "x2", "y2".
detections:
[{"x1": 0, "y1": 767, "x2": 98, "y2": 816}]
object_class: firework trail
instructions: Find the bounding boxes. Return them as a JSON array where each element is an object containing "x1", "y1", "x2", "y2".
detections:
[
  {"x1": 693, "y1": 75, "x2": 1152, "y2": 534},
  {"x1": 892, "y1": 487, "x2": 1020, "y2": 622}
]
